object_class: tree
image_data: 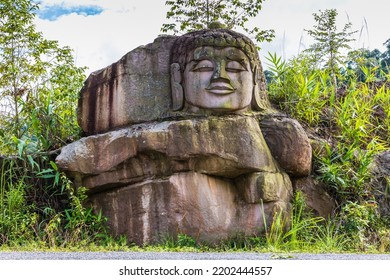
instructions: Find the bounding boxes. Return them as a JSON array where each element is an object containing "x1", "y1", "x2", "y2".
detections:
[
  {"x1": 346, "y1": 48, "x2": 382, "y2": 82},
  {"x1": 380, "y1": 39, "x2": 390, "y2": 73},
  {"x1": 0, "y1": 0, "x2": 85, "y2": 154},
  {"x1": 304, "y1": 9, "x2": 357, "y2": 89},
  {"x1": 161, "y1": 0, "x2": 274, "y2": 44},
  {"x1": 0, "y1": 1, "x2": 107, "y2": 248}
]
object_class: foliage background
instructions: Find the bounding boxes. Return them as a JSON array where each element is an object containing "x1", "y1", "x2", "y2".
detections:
[{"x1": 0, "y1": 0, "x2": 112, "y2": 249}]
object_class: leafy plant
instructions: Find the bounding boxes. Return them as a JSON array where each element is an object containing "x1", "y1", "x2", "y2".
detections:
[
  {"x1": 304, "y1": 9, "x2": 357, "y2": 90},
  {"x1": 0, "y1": 0, "x2": 85, "y2": 154},
  {"x1": 0, "y1": 156, "x2": 113, "y2": 249},
  {"x1": 176, "y1": 233, "x2": 198, "y2": 248},
  {"x1": 266, "y1": 53, "x2": 329, "y2": 125},
  {"x1": 57, "y1": 176, "x2": 111, "y2": 247},
  {"x1": 0, "y1": 0, "x2": 110, "y2": 250},
  {"x1": 338, "y1": 201, "x2": 380, "y2": 251},
  {"x1": 0, "y1": 161, "x2": 36, "y2": 245}
]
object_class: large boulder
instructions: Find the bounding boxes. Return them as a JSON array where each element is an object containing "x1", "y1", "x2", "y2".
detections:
[
  {"x1": 260, "y1": 115, "x2": 312, "y2": 177},
  {"x1": 56, "y1": 116, "x2": 293, "y2": 244}
]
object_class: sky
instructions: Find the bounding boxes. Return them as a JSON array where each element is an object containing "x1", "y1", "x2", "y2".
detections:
[{"x1": 33, "y1": 0, "x2": 390, "y2": 73}]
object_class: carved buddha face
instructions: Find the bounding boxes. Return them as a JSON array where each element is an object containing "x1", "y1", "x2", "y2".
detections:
[
  {"x1": 170, "y1": 29, "x2": 269, "y2": 113},
  {"x1": 183, "y1": 46, "x2": 253, "y2": 112}
]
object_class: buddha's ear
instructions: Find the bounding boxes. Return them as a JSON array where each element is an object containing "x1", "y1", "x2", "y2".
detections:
[
  {"x1": 170, "y1": 63, "x2": 184, "y2": 111},
  {"x1": 251, "y1": 65, "x2": 262, "y2": 111},
  {"x1": 251, "y1": 65, "x2": 267, "y2": 111}
]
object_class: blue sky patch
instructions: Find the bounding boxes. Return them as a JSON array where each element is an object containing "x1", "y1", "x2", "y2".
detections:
[{"x1": 37, "y1": 4, "x2": 104, "y2": 21}]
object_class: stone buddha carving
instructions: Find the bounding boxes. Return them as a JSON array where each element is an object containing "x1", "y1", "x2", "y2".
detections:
[
  {"x1": 170, "y1": 28, "x2": 269, "y2": 113},
  {"x1": 56, "y1": 28, "x2": 313, "y2": 245}
]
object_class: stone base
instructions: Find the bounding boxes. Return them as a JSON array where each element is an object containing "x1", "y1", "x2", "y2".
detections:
[
  {"x1": 89, "y1": 171, "x2": 290, "y2": 245},
  {"x1": 56, "y1": 116, "x2": 299, "y2": 244}
]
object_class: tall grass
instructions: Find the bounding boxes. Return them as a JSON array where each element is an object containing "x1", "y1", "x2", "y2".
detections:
[
  {"x1": 0, "y1": 158, "x2": 36, "y2": 245},
  {"x1": 266, "y1": 52, "x2": 331, "y2": 126},
  {"x1": 266, "y1": 52, "x2": 390, "y2": 252},
  {"x1": 264, "y1": 192, "x2": 325, "y2": 252},
  {"x1": 0, "y1": 155, "x2": 113, "y2": 249}
]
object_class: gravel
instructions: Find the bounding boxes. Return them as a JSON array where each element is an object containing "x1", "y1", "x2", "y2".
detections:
[{"x1": 0, "y1": 251, "x2": 389, "y2": 260}]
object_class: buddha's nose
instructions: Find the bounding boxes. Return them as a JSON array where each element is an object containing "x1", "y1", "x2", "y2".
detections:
[{"x1": 211, "y1": 61, "x2": 230, "y2": 82}]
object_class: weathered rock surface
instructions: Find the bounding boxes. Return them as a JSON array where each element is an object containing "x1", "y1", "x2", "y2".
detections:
[
  {"x1": 56, "y1": 116, "x2": 293, "y2": 244},
  {"x1": 89, "y1": 172, "x2": 291, "y2": 244},
  {"x1": 236, "y1": 172, "x2": 292, "y2": 203},
  {"x1": 260, "y1": 115, "x2": 312, "y2": 177},
  {"x1": 292, "y1": 176, "x2": 336, "y2": 218},
  {"x1": 369, "y1": 151, "x2": 390, "y2": 217},
  {"x1": 78, "y1": 36, "x2": 176, "y2": 135}
]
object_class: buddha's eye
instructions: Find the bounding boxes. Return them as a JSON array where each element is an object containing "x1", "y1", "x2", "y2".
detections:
[
  {"x1": 192, "y1": 60, "x2": 214, "y2": 72},
  {"x1": 226, "y1": 61, "x2": 247, "y2": 73}
]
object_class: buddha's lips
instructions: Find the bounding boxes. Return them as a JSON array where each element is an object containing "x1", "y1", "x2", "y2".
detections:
[{"x1": 206, "y1": 83, "x2": 235, "y2": 95}]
